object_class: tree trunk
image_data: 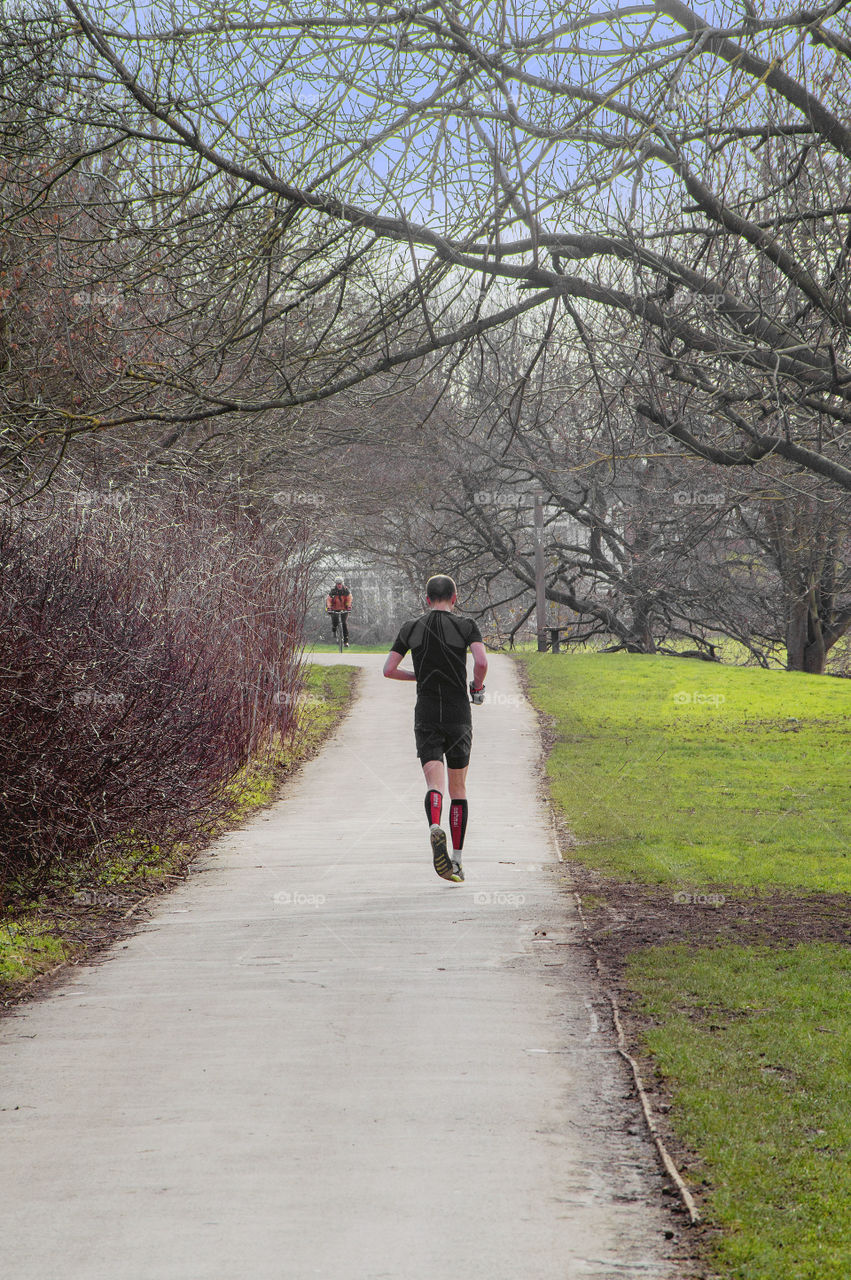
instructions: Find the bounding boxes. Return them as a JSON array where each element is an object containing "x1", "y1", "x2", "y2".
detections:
[
  {"x1": 627, "y1": 604, "x2": 658, "y2": 654},
  {"x1": 786, "y1": 592, "x2": 828, "y2": 674}
]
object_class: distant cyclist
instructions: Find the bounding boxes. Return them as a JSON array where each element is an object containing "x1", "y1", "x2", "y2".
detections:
[
  {"x1": 383, "y1": 574, "x2": 487, "y2": 882},
  {"x1": 325, "y1": 578, "x2": 352, "y2": 647}
]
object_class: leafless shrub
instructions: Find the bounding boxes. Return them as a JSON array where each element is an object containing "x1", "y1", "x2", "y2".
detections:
[{"x1": 0, "y1": 481, "x2": 309, "y2": 900}]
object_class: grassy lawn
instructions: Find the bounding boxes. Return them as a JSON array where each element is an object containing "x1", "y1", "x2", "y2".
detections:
[
  {"x1": 305, "y1": 642, "x2": 388, "y2": 654},
  {"x1": 520, "y1": 652, "x2": 851, "y2": 1280},
  {"x1": 508, "y1": 633, "x2": 850, "y2": 672},
  {"x1": 1, "y1": 664, "x2": 359, "y2": 999},
  {"x1": 523, "y1": 652, "x2": 849, "y2": 891},
  {"x1": 631, "y1": 943, "x2": 851, "y2": 1280}
]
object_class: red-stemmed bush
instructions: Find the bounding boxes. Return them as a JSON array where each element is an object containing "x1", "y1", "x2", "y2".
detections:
[{"x1": 0, "y1": 482, "x2": 309, "y2": 900}]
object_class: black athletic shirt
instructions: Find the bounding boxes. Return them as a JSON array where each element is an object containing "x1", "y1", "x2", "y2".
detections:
[{"x1": 391, "y1": 610, "x2": 483, "y2": 723}]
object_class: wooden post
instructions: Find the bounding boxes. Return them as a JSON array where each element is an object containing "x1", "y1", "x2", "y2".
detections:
[{"x1": 534, "y1": 493, "x2": 547, "y2": 652}]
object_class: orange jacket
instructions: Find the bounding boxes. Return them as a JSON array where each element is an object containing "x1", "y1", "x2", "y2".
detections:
[{"x1": 326, "y1": 585, "x2": 352, "y2": 611}]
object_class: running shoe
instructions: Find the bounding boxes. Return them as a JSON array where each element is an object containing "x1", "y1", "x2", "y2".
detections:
[
  {"x1": 430, "y1": 824, "x2": 457, "y2": 881},
  {"x1": 449, "y1": 858, "x2": 464, "y2": 883}
]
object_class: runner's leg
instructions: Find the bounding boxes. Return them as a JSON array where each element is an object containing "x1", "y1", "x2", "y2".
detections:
[
  {"x1": 447, "y1": 766, "x2": 468, "y2": 800},
  {"x1": 424, "y1": 788, "x2": 443, "y2": 827},
  {"x1": 421, "y1": 758, "x2": 458, "y2": 881},
  {"x1": 448, "y1": 766, "x2": 469, "y2": 852},
  {"x1": 423, "y1": 761, "x2": 444, "y2": 828},
  {"x1": 422, "y1": 759, "x2": 446, "y2": 793}
]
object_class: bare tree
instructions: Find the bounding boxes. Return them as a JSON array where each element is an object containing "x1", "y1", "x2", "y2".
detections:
[
  {"x1": 4, "y1": 3, "x2": 850, "y2": 667},
  {"x1": 317, "y1": 314, "x2": 778, "y2": 657},
  {"x1": 739, "y1": 482, "x2": 851, "y2": 671},
  {"x1": 11, "y1": 0, "x2": 840, "y2": 495}
]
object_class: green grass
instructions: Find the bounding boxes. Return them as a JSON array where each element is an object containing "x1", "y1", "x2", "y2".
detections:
[
  {"x1": 520, "y1": 652, "x2": 851, "y2": 1279},
  {"x1": 511, "y1": 633, "x2": 851, "y2": 672},
  {"x1": 522, "y1": 652, "x2": 850, "y2": 891},
  {"x1": 305, "y1": 642, "x2": 387, "y2": 654},
  {"x1": 0, "y1": 919, "x2": 67, "y2": 985},
  {"x1": 225, "y1": 663, "x2": 359, "y2": 819},
  {"x1": 59, "y1": 667, "x2": 359, "y2": 885},
  {"x1": 630, "y1": 944, "x2": 851, "y2": 1280},
  {"x1": 1, "y1": 664, "x2": 359, "y2": 995}
]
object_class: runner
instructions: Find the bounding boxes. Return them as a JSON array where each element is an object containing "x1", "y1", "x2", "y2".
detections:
[
  {"x1": 383, "y1": 574, "x2": 487, "y2": 882},
  {"x1": 325, "y1": 578, "x2": 353, "y2": 646}
]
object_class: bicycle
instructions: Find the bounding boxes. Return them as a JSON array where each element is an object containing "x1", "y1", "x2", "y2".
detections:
[{"x1": 326, "y1": 608, "x2": 351, "y2": 652}]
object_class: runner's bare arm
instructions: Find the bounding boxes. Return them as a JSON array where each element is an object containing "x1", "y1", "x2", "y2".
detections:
[
  {"x1": 470, "y1": 641, "x2": 488, "y2": 691},
  {"x1": 383, "y1": 651, "x2": 417, "y2": 681}
]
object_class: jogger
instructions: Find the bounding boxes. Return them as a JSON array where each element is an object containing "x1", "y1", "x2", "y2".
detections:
[{"x1": 383, "y1": 574, "x2": 487, "y2": 881}]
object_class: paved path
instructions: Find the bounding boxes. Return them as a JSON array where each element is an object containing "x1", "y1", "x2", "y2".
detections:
[{"x1": 1, "y1": 654, "x2": 681, "y2": 1279}]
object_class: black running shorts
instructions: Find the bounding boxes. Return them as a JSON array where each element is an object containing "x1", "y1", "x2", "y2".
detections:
[{"x1": 414, "y1": 720, "x2": 472, "y2": 769}]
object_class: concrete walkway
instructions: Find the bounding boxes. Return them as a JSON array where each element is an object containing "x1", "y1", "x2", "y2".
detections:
[{"x1": 1, "y1": 654, "x2": 680, "y2": 1279}]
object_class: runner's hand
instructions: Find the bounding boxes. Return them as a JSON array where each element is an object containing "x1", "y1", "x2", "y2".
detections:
[{"x1": 469, "y1": 682, "x2": 485, "y2": 705}]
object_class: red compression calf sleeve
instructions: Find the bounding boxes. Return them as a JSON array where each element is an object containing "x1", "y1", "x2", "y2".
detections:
[
  {"x1": 425, "y1": 789, "x2": 443, "y2": 826},
  {"x1": 449, "y1": 799, "x2": 468, "y2": 851}
]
